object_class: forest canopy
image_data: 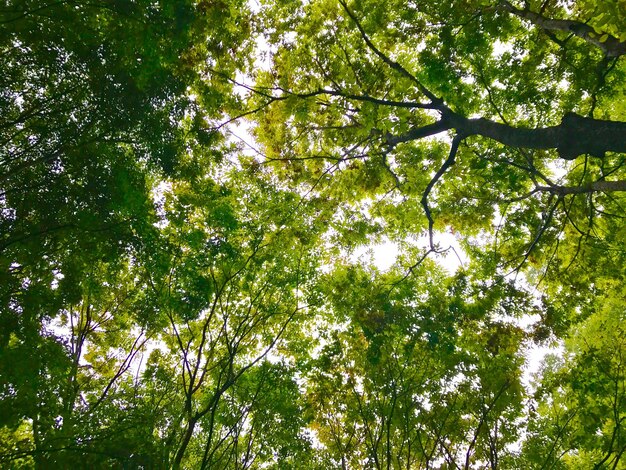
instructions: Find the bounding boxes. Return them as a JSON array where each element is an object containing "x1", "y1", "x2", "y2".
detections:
[{"x1": 1, "y1": 0, "x2": 626, "y2": 468}]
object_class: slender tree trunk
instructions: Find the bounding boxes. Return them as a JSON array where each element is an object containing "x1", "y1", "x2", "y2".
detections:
[
  {"x1": 32, "y1": 414, "x2": 45, "y2": 470},
  {"x1": 172, "y1": 416, "x2": 198, "y2": 470}
]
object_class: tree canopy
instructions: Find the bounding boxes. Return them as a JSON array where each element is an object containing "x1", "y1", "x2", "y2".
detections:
[{"x1": 1, "y1": 0, "x2": 625, "y2": 468}]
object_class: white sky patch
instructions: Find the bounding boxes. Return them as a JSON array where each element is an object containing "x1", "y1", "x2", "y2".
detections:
[
  {"x1": 372, "y1": 240, "x2": 399, "y2": 270},
  {"x1": 548, "y1": 158, "x2": 570, "y2": 182},
  {"x1": 226, "y1": 115, "x2": 264, "y2": 160},
  {"x1": 351, "y1": 228, "x2": 468, "y2": 274},
  {"x1": 492, "y1": 39, "x2": 514, "y2": 58},
  {"x1": 50, "y1": 270, "x2": 63, "y2": 290},
  {"x1": 430, "y1": 231, "x2": 469, "y2": 273},
  {"x1": 248, "y1": 0, "x2": 261, "y2": 13},
  {"x1": 461, "y1": 74, "x2": 475, "y2": 85},
  {"x1": 352, "y1": 239, "x2": 399, "y2": 271},
  {"x1": 523, "y1": 342, "x2": 564, "y2": 390}
]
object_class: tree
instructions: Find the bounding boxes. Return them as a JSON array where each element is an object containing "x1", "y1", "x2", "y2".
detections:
[
  {"x1": 524, "y1": 296, "x2": 626, "y2": 468},
  {"x1": 300, "y1": 258, "x2": 534, "y2": 469},
  {"x1": 250, "y1": 0, "x2": 626, "y2": 268},
  {"x1": 0, "y1": 0, "x2": 252, "y2": 349},
  {"x1": 143, "y1": 167, "x2": 327, "y2": 468},
  {"x1": 1, "y1": 1, "x2": 257, "y2": 466},
  {"x1": 1, "y1": 0, "x2": 626, "y2": 468},
  {"x1": 244, "y1": 1, "x2": 626, "y2": 465}
]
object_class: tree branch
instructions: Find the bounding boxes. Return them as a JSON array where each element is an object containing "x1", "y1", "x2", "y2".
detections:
[
  {"x1": 386, "y1": 119, "x2": 453, "y2": 146},
  {"x1": 338, "y1": 0, "x2": 446, "y2": 107},
  {"x1": 499, "y1": 1, "x2": 626, "y2": 57},
  {"x1": 391, "y1": 111, "x2": 626, "y2": 160},
  {"x1": 282, "y1": 87, "x2": 437, "y2": 109},
  {"x1": 422, "y1": 134, "x2": 463, "y2": 251},
  {"x1": 537, "y1": 180, "x2": 626, "y2": 195}
]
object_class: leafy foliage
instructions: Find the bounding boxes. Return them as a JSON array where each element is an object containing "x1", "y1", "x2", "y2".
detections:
[{"x1": 1, "y1": 0, "x2": 625, "y2": 468}]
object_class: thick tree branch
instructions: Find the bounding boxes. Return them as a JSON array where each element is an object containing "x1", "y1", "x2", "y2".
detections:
[
  {"x1": 391, "y1": 111, "x2": 626, "y2": 160},
  {"x1": 537, "y1": 180, "x2": 626, "y2": 195},
  {"x1": 462, "y1": 113, "x2": 626, "y2": 159},
  {"x1": 500, "y1": 1, "x2": 626, "y2": 57}
]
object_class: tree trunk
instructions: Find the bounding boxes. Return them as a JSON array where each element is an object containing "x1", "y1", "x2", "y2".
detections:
[{"x1": 172, "y1": 417, "x2": 198, "y2": 470}]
